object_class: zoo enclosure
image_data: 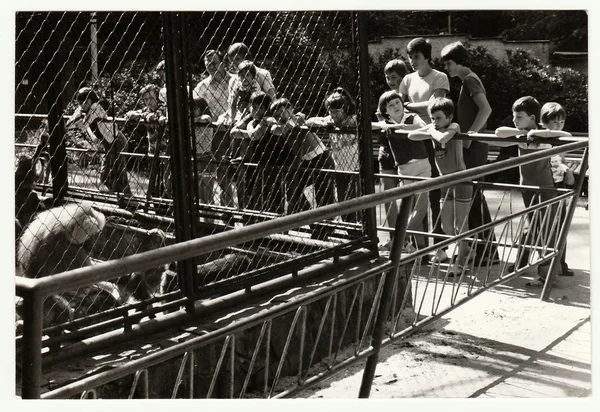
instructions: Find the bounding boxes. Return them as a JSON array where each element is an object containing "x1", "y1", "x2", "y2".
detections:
[
  {"x1": 15, "y1": 10, "x2": 589, "y2": 399},
  {"x1": 16, "y1": 138, "x2": 589, "y2": 398}
]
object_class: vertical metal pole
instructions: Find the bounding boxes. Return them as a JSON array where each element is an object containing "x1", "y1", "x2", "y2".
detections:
[
  {"x1": 45, "y1": 13, "x2": 68, "y2": 203},
  {"x1": 355, "y1": 12, "x2": 378, "y2": 250},
  {"x1": 90, "y1": 12, "x2": 99, "y2": 84},
  {"x1": 162, "y1": 12, "x2": 197, "y2": 306},
  {"x1": 358, "y1": 195, "x2": 415, "y2": 398},
  {"x1": 20, "y1": 289, "x2": 44, "y2": 399},
  {"x1": 541, "y1": 148, "x2": 588, "y2": 301}
]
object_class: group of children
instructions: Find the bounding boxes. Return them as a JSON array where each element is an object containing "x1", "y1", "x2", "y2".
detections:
[
  {"x1": 370, "y1": 37, "x2": 576, "y2": 284},
  {"x1": 69, "y1": 38, "x2": 577, "y2": 284}
]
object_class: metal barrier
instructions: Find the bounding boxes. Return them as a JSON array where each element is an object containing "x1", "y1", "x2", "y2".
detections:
[
  {"x1": 14, "y1": 9, "x2": 589, "y2": 400},
  {"x1": 15, "y1": 11, "x2": 376, "y2": 337},
  {"x1": 15, "y1": 138, "x2": 588, "y2": 398}
]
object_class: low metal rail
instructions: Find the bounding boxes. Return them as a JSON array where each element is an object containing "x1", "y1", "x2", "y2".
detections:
[{"x1": 16, "y1": 139, "x2": 588, "y2": 398}]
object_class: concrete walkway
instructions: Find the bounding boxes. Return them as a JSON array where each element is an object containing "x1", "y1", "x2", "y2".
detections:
[{"x1": 299, "y1": 191, "x2": 593, "y2": 401}]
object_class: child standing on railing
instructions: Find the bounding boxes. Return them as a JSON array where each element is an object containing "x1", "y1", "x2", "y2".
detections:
[
  {"x1": 372, "y1": 90, "x2": 430, "y2": 252},
  {"x1": 306, "y1": 88, "x2": 360, "y2": 226},
  {"x1": 409, "y1": 97, "x2": 471, "y2": 277},
  {"x1": 493, "y1": 96, "x2": 573, "y2": 286}
]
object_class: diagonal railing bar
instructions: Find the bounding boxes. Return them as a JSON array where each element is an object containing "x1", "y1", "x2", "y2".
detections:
[
  {"x1": 128, "y1": 369, "x2": 149, "y2": 399},
  {"x1": 302, "y1": 295, "x2": 333, "y2": 381},
  {"x1": 239, "y1": 320, "x2": 268, "y2": 398},
  {"x1": 171, "y1": 351, "x2": 190, "y2": 399},
  {"x1": 206, "y1": 335, "x2": 231, "y2": 398},
  {"x1": 268, "y1": 306, "x2": 304, "y2": 398}
]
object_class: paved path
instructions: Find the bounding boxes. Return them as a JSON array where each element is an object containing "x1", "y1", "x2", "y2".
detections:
[{"x1": 299, "y1": 191, "x2": 593, "y2": 401}]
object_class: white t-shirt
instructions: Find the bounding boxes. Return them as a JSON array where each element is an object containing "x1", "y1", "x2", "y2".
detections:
[{"x1": 399, "y1": 69, "x2": 449, "y2": 123}]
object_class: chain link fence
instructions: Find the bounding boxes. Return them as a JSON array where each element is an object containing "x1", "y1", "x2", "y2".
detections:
[{"x1": 15, "y1": 11, "x2": 375, "y2": 338}]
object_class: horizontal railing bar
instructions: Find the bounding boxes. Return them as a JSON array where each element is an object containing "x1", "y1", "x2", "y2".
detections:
[
  {"x1": 41, "y1": 256, "x2": 393, "y2": 398},
  {"x1": 22, "y1": 140, "x2": 587, "y2": 297}
]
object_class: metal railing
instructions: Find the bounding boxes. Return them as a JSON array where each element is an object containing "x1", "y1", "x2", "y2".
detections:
[{"x1": 16, "y1": 138, "x2": 588, "y2": 398}]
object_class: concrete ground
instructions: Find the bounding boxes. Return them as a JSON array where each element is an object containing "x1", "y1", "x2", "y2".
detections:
[{"x1": 297, "y1": 190, "x2": 594, "y2": 402}]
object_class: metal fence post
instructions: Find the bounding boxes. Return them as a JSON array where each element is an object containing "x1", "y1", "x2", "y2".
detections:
[
  {"x1": 162, "y1": 12, "x2": 198, "y2": 306},
  {"x1": 355, "y1": 12, "x2": 378, "y2": 249},
  {"x1": 358, "y1": 195, "x2": 414, "y2": 398},
  {"x1": 20, "y1": 289, "x2": 44, "y2": 399},
  {"x1": 541, "y1": 148, "x2": 589, "y2": 301},
  {"x1": 44, "y1": 14, "x2": 68, "y2": 203}
]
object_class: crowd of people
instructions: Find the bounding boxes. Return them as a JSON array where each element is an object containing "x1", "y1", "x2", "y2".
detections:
[{"x1": 67, "y1": 38, "x2": 577, "y2": 286}]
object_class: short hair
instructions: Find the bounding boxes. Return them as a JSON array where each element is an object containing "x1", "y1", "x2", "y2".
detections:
[
  {"x1": 540, "y1": 102, "x2": 567, "y2": 124},
  {"x1": 250, "y1": 91, "x2": 272, "y2": 110},
  {"x1": 203, "y1": 49, "x2": 223, "y2": 62},
  {"x1": 377, "y1": 90, "x2": 403, "y2": 119},
  {"x1": 237, "y1": 60, "x2": 257, "y2": 77},
  {"x1": 441, "y1": 41, "x2": 469, "y2": 66},
  {"x1": 324, "y1": 87, "x2": 356, "y2": 114},
  {"x1": 406, "y1": 37, "x2": 432, "y2": 61},
  {"x1": 140, "y1": 84, "x2": 160, "y2": 97},
  {"x1": 76, "y1": 87, "x2": 99, "y2": 104},
  {"x1": 551, "y1": 153, "x2": 565, "y2": 162},
  {"x1": 512, "y1": 96, "x2": 541, "y2": 124},
  {"x1": 269, "y1": 97, "x2": 293, "y2": 114},
  {"x1": 428, "y1": 97, "x2": 454, "y2": 118},
  {"x1": 227, "y1": 42, "x2": 250, "y2": 58},
  {"x1": 384, "y1": 59, "x2": 409, "y2": 78}
]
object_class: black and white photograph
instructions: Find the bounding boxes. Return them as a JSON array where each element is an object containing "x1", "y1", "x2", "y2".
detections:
[{"x1": 5, "y1": 3, "x2": 596, "y2": 407}]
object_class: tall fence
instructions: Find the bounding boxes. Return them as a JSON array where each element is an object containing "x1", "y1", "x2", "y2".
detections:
[
  {"x1": 14, "y1": 10, "x2": 590, "y2": 399},
  {"x1": 15, "y1": 11, "x2": 378, "y2": 326}
]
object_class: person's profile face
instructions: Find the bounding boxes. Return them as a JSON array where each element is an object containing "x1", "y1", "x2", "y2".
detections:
[
  {"x1": 204, "y1": 54, "x2": 223, "y2": 77},
  {"x1": 384, "y1": 71, "x2": 403, "y2": 90},
  {"x1": 142, "y1": 92, "x2": 158, "y2": 110},
  {"x1": 430, "y1": 110, "x2": 452, "y2": 130},
  {"x1": 273, "y1": 106, "x2": 293, "y2": 124},
  {"x1": 545, "y1": 117, "x2": 566, "y2": 131},
  {"x1": 512, "y1": 110, "x2": 535, "y2": 130},
  {"x1": 228, "y1": 52, "x2": 245, "y2": 73},
  {"x1": 250, "y1": 103, "x2": 266, "y2": 119},
  {"x1": 240, "y1": 71, "x2": 254, "y2": 89},
  {"x1": 80, "y1": 98, "x2": 92, "y2": 111},
  {"x1": 328, "y1": 107, "x2": 346, "y2": 126},
  {"x1": 443, "y1": 59, "x2": 459, "y2": 78},
  {"x1": 408, "y1": 52, "x2": 428, "y2": 72}
]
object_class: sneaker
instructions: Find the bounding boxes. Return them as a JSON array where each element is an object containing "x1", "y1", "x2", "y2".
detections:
[
  {"x1": 402, "y1": 242, "x2": 418, "y2": 254},
  {"x1": 431, "y1": 249, "x2": 448, "y2": 264},
  {"x1": 559, "y1": 268, "x2": 575, "y2": 277}
]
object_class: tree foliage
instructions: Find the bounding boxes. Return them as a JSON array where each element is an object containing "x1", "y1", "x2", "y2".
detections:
[{"x1": 367, "y1": 10, "x2": 587, "y2": 51}]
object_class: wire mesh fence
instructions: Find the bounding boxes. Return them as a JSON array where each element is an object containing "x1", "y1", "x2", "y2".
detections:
[{"x1": 14, "y1": 11, "x2": 374, "y2": 339}]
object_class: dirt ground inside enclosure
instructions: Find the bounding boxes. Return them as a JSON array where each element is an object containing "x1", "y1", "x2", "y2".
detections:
[{"x1": 295, "y1": 190, "x2": 592, "y2": 399}]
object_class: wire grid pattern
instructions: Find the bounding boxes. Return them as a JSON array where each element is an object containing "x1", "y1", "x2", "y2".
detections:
[{"x1": 14, "y1": 11, "x2": 365, "y2": 336}]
